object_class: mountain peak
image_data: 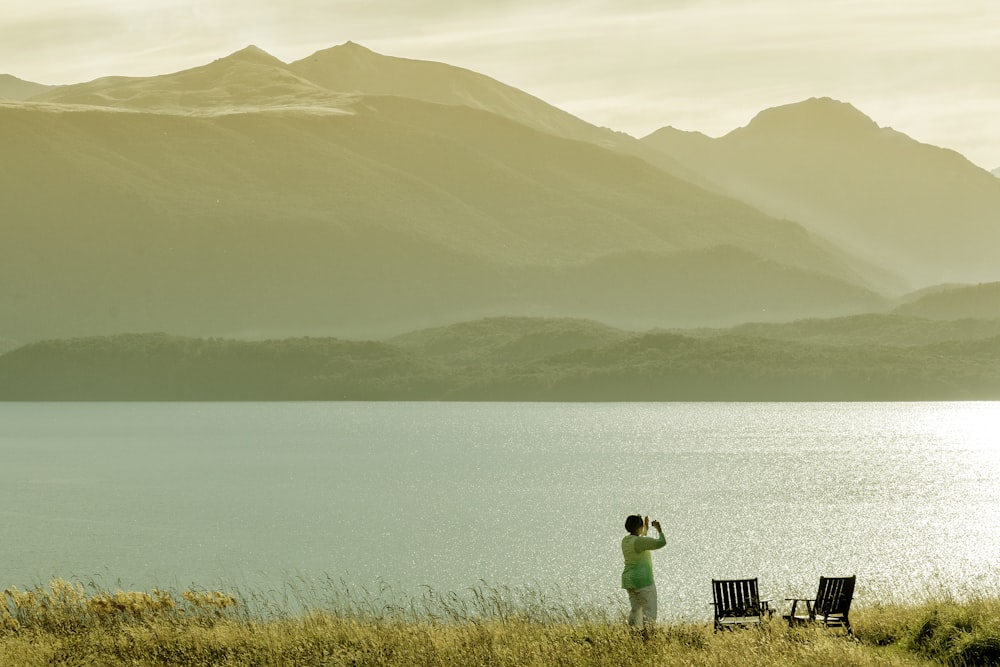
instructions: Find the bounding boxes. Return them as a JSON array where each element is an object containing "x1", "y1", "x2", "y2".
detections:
[
  {"x1": 737, "y1": 97, "x2": 879, "y2": 137},
  {"x1": 640, "y1": 125, "x2": 716, "y2": 161},
  {"x1": 218, "y1": 44, "x2": 285, "y2": 67},
  {"x1": 643, "y1": 126, "x2": 712, "y2": 141},
  {"x1": 339, "y1": 41, "x2": 374, "y2": 52},
  {"x1": 298, "y1": 41, "x2": 380, "y2": 66},
  {"x1": 286, "y1": 42, "x2": 640, "y2": 159}
]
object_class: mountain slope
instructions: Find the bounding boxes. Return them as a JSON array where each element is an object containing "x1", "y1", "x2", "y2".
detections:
[
  {"x1": 34, "y1": 43, "x2": 698, "y2": 181},
  {"x1": 642, "y1": 97, "x2": 1000, "y2": 290},
  {"x1": 0, "y1": 74, "x2": 51, "y2": 100},
  {"x1": 289, "y1": 42, "x2": 620, "y2": 147},
  {"x1": 685, "y1": 313, "x2": 1000, "y2": 347},
  {"x1": 286, "y1": 42, "x2": 708, "y2": 181},
  {"x1": 30, "y1": 46, "x2": 351, "y2": 112},
  {"x1": 892, "y1": 283, "x2": 1000, "y2": 320},
  {"x1": 0, "y1": 97, "x2": 884, "y2": 341}
]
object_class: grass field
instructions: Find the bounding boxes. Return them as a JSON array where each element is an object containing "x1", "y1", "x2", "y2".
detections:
[{"x1": 3, "y1": 579, "x2": 1000, "y2": 666}]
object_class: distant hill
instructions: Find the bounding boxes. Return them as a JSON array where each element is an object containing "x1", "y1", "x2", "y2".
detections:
[
  {"x1": 1, "y1": 48, "x2": 886, "y2": 342},
  {"x1": 893, "y1": 282, "x2": 1000, "y2": 320},
  {"x1": 891, "y1": 283, "x2": 969, "y2": 305},
  {"x1": 0, "y1": 333, "x2": 444, "y2": 400},
  {"x1": 642, "y1": 97, "x2": 1000, "y2": 290},
  {"x1": 2, "y1": 316, "x2": 999, "y2": 400},
  {"x1": 0, "y1": 338, "x2": 20, "y2": 356},
  {"x1": 389, "y1": 316, "x2": 632, "y2": 364},
  {"x1": 992, "y1": 167, "x2": 1000, "y2": 178},
  {"x1": 0, "y1": 74, "x2": 50, "y2": 100},
  {"x1": 681, "y1": 313, "x2": 1000, "y2": 347}
]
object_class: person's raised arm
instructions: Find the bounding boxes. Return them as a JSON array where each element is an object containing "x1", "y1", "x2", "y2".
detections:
[{"x1": 633, "y1": 519, "x2": 666, "y2": 551}]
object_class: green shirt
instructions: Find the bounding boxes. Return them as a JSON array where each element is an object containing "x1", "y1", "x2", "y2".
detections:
[{"x1": 621, "y1": 531, "x2": 666, "y2": 589}]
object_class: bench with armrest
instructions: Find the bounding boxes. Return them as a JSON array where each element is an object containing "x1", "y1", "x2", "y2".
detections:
[
  {"x1": 711, "y1": 578, "x2": 772, "y2": 631},
  {"x1": 784, "y1": 575, "x2": 855, "y2": 635}
]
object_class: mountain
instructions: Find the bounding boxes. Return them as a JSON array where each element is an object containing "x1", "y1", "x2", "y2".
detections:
[
  {"x1": 992, "y1": 167, "x2": 1000, "y2": 178},
  {"x1": 1, "y1": 49, "x2": 886, "y2": 342},
  {"x1": 34, "y1": 42, "x2": 697, "y2": 181},
  {"x1": 642, "y1": 97, "x2": 1000, "y2": 291},
  {"x1": 290, "y1": 43, "x2": 709, "y2": 180},
  {"x1": 892, "y1": 282, "x2": 1000, "y2": 320},
  {"x1": 29, "y1": 45, "x2": 348, "y2": 112},
  {"x1": 288, "y1": 42, "x2": 622, "y2": 148},
  {"x1": 35, "y1": 42, "x2": 620, "y2": 142},
  {"x1": 0, "y1": 74, "x2": 51, "y2": 100}
]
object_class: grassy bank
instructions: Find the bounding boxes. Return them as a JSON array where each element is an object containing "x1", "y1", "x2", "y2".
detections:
[{"x1": 3, "y1": 580, "x2": 1000, "y2": 666}]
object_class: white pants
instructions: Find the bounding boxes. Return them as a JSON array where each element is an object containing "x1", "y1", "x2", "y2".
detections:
[{"x1": 626, "y1": 584, "x2": 658, "y2": 626}]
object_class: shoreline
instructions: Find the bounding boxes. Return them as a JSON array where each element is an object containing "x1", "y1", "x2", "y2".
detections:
[{"x1": 4, "y1": 580, "x2": 1000, "y2": 665}]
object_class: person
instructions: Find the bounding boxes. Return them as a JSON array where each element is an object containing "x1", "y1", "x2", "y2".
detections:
[{"x1": 621, "y1": 514, "x2": 666, "y2": 629}]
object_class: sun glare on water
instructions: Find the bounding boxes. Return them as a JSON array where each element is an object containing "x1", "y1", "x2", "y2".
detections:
[{"x1": 924, "y1": 402, "x2": 1000, "y2": 447}]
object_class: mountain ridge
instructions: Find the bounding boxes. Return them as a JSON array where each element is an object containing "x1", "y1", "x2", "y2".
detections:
[
  {"x1": 22, "y1": 43, "x2": 704, "y2": 182},
  {"x1": 734, "y1": 97, "x2": 880, "y2": 137},
  {"x1": 641, "y1": 97, "x2": 1000, "y2": 290},
  {"x1": 0, "y1": 73, "x2": 51, "y2": 100},
  {"x1": 0, "y1": 93, "x2": 882, "y2": 342},
  {"x1": 286, "y1": 41, "x2": 620, "y2": 146},
  {"x1": 30, "y1": 45, "x2": 351, "y2": 113},
  {"x1": 2, "y1": 44, "x2": 993, "y2": 344},
  {"x1": 892, "y1": 282, "x2": 1000, "y2": 320}
]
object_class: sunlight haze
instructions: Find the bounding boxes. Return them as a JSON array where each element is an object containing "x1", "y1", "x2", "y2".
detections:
[{"x1": 3, "y1": 0, "x2": 998, "y2": 169}]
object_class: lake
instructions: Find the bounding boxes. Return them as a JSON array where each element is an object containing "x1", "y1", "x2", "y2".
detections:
[{"x1": 2, "y1": 401, "x2": 998, "y2": 620}]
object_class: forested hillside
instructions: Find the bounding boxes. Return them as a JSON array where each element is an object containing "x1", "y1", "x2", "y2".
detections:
[{"x1": 2, "y1": 316, "x2": 997, "y2": 401}]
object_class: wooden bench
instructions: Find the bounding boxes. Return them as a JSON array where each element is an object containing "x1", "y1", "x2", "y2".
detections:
[
  {"x1": 783, "y1": 575, "x2": 856, "y2": 635},
  {"x1": 711, "y1": 578, "x2": 771, "y2": 631}
]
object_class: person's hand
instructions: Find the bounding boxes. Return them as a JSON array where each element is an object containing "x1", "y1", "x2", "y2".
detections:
[{"x1": 651, "y1": 520, "x2": 662, "y2": 532}]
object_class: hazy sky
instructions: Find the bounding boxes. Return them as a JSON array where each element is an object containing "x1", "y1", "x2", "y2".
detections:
[{"x1": 4, "y1": 0, "x2": 999, "y2": 169}]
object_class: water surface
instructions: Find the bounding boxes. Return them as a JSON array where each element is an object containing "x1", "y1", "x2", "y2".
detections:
[{"x1": 2, "y1": 401, "x2": 998, "y2": 619}]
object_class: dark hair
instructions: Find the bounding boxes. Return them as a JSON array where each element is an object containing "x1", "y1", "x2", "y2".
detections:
[{"x1": 625, "y1": 515, "x2": 644, "y2": 533}]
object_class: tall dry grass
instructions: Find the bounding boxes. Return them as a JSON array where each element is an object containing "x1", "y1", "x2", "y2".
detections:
[{"x1": 3, "y1": 578, "x2": 999, "y2": 666}]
